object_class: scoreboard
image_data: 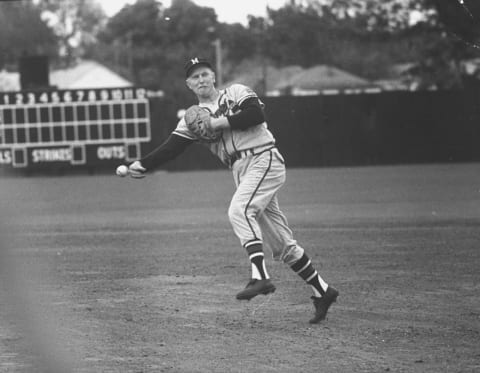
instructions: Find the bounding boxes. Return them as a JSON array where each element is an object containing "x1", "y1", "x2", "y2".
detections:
[{"x1": 0, "y1": 87, "x2": 153, "y2": 169}]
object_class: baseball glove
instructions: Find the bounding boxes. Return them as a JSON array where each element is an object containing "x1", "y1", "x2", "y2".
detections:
[{"x1": 184, "y1": 105, "x2": 221, "y2": 142}]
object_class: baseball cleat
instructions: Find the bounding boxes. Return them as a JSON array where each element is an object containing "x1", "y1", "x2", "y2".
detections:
[
  {"x1": 236, "y1": 279, "x2": 276, "y2": 300},
  {"x1": 309, "y1": 286, "x2": 339, "y2": 324}
]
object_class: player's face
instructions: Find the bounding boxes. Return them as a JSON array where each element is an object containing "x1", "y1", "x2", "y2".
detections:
[{"x1": 186, "y1": 67, "x2": 216, "y2": 98}]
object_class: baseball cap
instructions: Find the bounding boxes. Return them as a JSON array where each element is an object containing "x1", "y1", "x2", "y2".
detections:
[{"x1": 184, "y1": 57, "x2": 214, "y2": 78}]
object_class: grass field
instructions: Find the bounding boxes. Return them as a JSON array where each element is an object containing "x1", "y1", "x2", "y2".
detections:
[{"x1": 0, "y1": 163, "x2": 479, "y2": 372}]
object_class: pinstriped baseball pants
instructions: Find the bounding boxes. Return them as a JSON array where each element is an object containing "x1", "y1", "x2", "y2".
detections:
[{"x1": 228, "y1": 148, "x2": 304, "y2": 265}]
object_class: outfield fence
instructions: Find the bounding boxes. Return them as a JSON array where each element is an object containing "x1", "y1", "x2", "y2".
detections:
[{"x1": 1, "y1": 87, "x2": 479, "y2": 174}]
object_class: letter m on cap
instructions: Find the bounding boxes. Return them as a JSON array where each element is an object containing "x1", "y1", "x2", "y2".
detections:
[{"x1": 191, "y1": 58, "x2": 199, "y2": 64}]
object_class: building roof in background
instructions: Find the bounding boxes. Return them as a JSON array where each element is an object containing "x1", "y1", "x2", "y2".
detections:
[
  {"x1": 50, "y1": 60, "x2": 132, "y2": 89},
  {"x1": 269, "y1": 65, "x2": 375, "y2": 95},
  {"x1": 220, "y1": 65, "x2": 304, "y2": 92},
  {"x1": 222, "y1": 64, "x2": 378, "y2": 96},
  {"x1": 0, "y1": 60, "x2": 132, "y2": 92}
]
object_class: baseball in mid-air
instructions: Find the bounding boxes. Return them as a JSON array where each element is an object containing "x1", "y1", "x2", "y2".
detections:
[{"x1": 116, "y1": 164, "x2": 129, "y2": 177}]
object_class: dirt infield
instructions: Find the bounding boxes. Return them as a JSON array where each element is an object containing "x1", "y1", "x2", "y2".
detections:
[{"x1": 1, "y1": 164, "x2": 479, "y2": 372}]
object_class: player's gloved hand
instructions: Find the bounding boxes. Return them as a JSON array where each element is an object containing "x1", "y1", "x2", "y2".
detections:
[
  {"x1": 184, "y1": 105, "x2": 221, "y2": 142},
  {"x1": 128, "y1": 160, "x2": 146, "y2": 179}
]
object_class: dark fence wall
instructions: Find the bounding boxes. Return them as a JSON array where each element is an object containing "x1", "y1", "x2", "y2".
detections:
[
  {"x1": 158, "y1": 89, "x2": 480, "y2": 171},
  {"x1": 2, "y1": 88, "x2": 478, "y2": 175}
]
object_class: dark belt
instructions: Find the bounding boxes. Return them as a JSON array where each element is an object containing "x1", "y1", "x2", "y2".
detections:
[{"x1": 229, "y1": 143, "x2": 276, "y2": 167}]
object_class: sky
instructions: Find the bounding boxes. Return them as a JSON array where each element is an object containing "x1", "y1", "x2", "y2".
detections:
[{"x1": 99, "y1": 0, "x2": 289, "y2": 24}]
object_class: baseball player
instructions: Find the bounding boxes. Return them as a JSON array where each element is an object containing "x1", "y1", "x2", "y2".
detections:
[{"x1": 125, "y1": 57, "x2": 339, "y2": 324}]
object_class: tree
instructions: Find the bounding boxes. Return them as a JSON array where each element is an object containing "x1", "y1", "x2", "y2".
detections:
[
  {"x1": 36, "y1": 0, "x2": 107, "y2": 67},
  {"x1": 85, "y1": 0, "x2": 480, "y2": 98},
  {"x1": 254, "y1": 1, "x2": 428, "y2": 78},
  {"x1": 428, "y1": 0, "x2": 480, "y2": 46},
  {"x1": 93, "y1": 0, "x2": 222, "y2": 104},
  {"x1": 404, "y1": 0, "x2": 480, "y2": 89},
  {"x1": 0, "y1": 1, "x2": 57, "y2": 69},
  {"x1": 303, "y1": 0, "x2": 435, "y2": 31},
  {"x1": 255, "y1": 0, "x2": 480, "y2": 89}
]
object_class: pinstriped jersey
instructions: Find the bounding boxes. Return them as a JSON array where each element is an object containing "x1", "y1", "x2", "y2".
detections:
[{"x1": 173, "y1": 83, "x2": 275, "y2": 166}]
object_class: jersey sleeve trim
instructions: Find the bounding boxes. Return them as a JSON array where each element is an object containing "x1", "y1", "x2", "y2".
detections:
[
  {"x1": 173, "y1": 117, "x2": 199, "y2": 141},
  {"x1": 237, "y1": 93, "x2": 258, "y2": 107},
  {"x1": 228, "y1": 83, "x2": 259, "y2": 107}
]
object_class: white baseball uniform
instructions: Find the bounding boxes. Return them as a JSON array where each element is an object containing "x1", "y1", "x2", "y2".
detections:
[
  {"x1": 172, "y1": 83, "x2": 304, "y2": 264},
  {"x1": 135, "y1": 60, "x2": 337, "y2": 319}
]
